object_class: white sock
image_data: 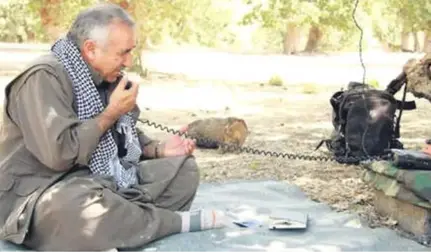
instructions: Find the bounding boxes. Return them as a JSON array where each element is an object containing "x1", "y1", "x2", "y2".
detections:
[{"x1": 177, "y1": 208, "x2": 226, "y2": 232}]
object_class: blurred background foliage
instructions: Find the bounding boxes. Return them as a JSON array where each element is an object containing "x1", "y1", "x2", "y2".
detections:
[{"x1": 0, "y1": 0, "x2": 430, "y2": 75}]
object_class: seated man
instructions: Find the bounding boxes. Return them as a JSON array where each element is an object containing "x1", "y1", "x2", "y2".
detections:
[{"x1": 0, "y1": 3, "x2": 225, "y2": 251}]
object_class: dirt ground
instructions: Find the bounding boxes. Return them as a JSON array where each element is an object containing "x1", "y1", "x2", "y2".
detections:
[
  {"x1": 1, "y1": 46, "x2": 429, "y2": 242},
  {"x1": 135, "y1": 74, "x2": 431, "y2": 235}
]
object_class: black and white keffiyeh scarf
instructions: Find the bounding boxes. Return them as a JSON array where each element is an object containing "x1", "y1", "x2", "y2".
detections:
[{"x1": 51, "y1": 37, "x2": 141, "y2": 188}]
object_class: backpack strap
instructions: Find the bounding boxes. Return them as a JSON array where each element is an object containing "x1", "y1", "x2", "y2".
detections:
[
  {"x1": 315, "y1": 90, "x2": 345, "y2": 151},
  {"x1": 394, "y1": 80, "x2": 409, "y2": 138},
  {"x1": 386, "y1": 72, "x2": 407, "y2": 95},
  {"x1": 396, "y1": 99, "x2": 416, "y2": 110},
  {"x1": 330, "y1": 91, "x2": 344, "y2": 109},
  {"x1": 314, "y1": 139, "x2": 327, "y2": 151},
  {"x1": 385, "y1": 71, "x2": 416, "y2": 111},
  {"x1": 330, "y1": 90, "x2": 344, "y2": 124}
]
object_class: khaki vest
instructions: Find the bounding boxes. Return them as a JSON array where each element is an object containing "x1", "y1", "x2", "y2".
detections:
[{"x1": 0, "y1": 53, "x2": 77, "y2": 244}]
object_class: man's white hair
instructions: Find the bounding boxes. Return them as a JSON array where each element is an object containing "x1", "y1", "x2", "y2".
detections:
[{"x1": 67, "y1": 3, "x2": 135, "y2": 49}]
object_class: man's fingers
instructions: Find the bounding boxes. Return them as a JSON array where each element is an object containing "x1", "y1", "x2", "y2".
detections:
[
  {"x1": 186, "y1": 144, "x2": 193, "y2": 154},
  {"x1": 187, "y1": 139, "x2": 195, "y2": 154},
  {"x1": 186, "y1": 139, "x2": 195, "y2": 146},
  {"x1": 130, "y1": 80, "x2": 139, "y2": 93},
  {"x1": 189, "y1": 139, "x2": 196, "y2": 148},
  {"x1": 117, "y1": 75, "x2": 138, "y2": 94},
  {"x1": 117, "y1": 75, "x2": 129, "y2": 88},
  {"x1": 190, "y1": 139, "x2": 196, "y2": 151},
  {"x1": 181, "y1": 139, "x2": 192, "y2": 155},
  {"x1": 179, "y1": 125, "x2": 188, "y2": 134}
]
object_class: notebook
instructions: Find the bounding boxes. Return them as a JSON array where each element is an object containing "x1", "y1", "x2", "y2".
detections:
[{"x1": 268, "y1": 211, "x2": 308, "y2": 230}]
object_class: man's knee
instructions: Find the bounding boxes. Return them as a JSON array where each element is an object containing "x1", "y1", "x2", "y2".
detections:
[
  {"x1": 25, "y1": 180, "x2": 99, "y2": 249},
  {"x1": 181, "y1": 156, "x2": 200, "y2": 193},
  {"x1": 26, "y1": 178, "x2": 119, "y2": 250}
]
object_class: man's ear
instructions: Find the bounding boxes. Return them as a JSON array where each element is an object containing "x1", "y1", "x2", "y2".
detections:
[{"x1": 81, "y1": 40, "x2": 97, "y2": 61}]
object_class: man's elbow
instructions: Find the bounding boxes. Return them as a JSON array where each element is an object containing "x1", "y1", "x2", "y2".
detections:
[
  {"x1": 42, "y1": 139, "x2": 93, "y2": 171},
  {"x1": 40, "y1": 152, "x2": 76, "y2": 172}
]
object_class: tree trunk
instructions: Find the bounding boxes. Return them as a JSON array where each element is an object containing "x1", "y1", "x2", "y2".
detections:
[
  {"x1": 413, "y1": 32, "x2": 421, "y2": 52},
  {"x1": 130, "y1": 43, "x2": 146, "y2": 76},
  {"x1": 282, "y1": 23, "x2": 300, "y2": 55},
  {"x1": 304, "y1": 25, "x2": 322, "y2": 53},
  {"x1": 401, "y1": 31, "x2": 413, "y2": 52},
  {"x1": 114, "y1": 0, "x2": 148, "y2": 77},
  {"x1": 424, "y1": 31, "x2": 431, "y2": 53}
]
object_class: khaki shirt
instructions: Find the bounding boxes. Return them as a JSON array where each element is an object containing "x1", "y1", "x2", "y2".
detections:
[{"x1": 0, "y1": 52, "x2": 157, "y2": 244}]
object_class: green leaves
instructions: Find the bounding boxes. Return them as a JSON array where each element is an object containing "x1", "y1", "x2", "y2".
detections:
[
  {"x1": 128, "y1": 0, "x2": 235, "y2": 48},
  {"x1": 0, "y1": 0, "x2": 44, "y2": 42},
  {"x1": 241, "y1": 0, "x2": 431, "y2": 53},
  {"x1": 1, "y1": 0, "x2": 430, "y2": 59},
  {"x1": 242, "y1": 0, "x2": 358, "y2": 31}
]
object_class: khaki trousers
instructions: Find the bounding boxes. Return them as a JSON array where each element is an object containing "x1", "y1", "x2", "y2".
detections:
[{"x1": 23, "y1": 155, "x2": 199, "y2": 251}]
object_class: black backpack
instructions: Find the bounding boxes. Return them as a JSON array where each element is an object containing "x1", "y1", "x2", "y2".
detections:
[{"x1": 317, "y1": 74, "x2": 416, "y2": 164}]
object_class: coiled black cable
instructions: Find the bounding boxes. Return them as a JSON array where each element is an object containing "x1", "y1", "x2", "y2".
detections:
[{"x1": 135, "y1": 117, "x2": 393, "y2": 163}]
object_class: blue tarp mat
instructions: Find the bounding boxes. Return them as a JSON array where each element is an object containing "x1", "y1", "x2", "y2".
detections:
[{"x1": 0, "y1": 180, "x2": 428, "y2": 251}]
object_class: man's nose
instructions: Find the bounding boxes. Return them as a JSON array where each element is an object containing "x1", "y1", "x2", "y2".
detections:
[{"x1": 123, "y1": 53, "x2": 133, "y2": 68}]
